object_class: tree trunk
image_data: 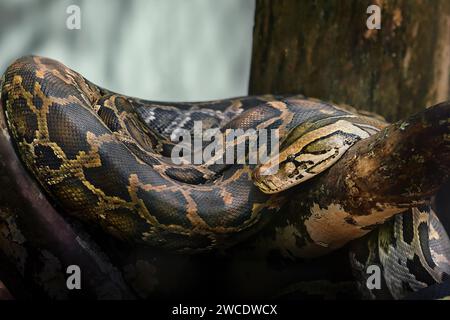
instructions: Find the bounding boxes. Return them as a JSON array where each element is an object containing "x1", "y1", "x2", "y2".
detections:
[{"x1": 250, "y1": 0, "x2": 450, "y2": 122}]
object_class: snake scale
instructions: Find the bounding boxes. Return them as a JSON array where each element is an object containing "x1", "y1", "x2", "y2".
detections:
[{"x1": 1, "y1": 56, "x2": 449, "y2": 299}]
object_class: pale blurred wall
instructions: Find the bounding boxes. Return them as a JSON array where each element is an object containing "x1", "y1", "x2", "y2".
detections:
[{"x1": 0, "y1": 0, "x2": 255, "y2": 101}]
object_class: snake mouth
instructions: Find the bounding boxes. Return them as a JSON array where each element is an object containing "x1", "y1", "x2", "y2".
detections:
[{"x1": 252, "y1": 164, "x2": 292, "y2": 194}]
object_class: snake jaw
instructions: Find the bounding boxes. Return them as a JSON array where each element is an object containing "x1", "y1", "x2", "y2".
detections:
[
  {"x1": 252, "y1": 168, "x2": 280, "y2": 194},
  {"x1": 252, "y1": 159, "x2": 302, "y2": 194}
]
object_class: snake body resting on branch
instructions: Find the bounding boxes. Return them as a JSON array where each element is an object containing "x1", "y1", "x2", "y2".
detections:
[{"x1": 1, "y1": 56, "x2": 449, "y2": 299}]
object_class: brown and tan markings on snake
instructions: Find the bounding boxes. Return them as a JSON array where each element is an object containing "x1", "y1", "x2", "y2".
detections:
[{"x1": 1, "y1": 56, "x2": 449, "y2": 298}]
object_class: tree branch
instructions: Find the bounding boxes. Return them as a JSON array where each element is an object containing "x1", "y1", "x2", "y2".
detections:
[{"x1": 243, "y1": 102, "x2": 450, "y2": 258}]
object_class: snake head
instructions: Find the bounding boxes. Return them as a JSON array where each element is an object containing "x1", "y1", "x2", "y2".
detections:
[{"x1": 252, "y1": 119, "x2": 372, "y2": 194}]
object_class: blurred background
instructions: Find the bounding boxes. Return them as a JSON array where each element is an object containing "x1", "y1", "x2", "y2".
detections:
[{"x1": 0, "y1": 0, "x2": 255, "y2": 101}]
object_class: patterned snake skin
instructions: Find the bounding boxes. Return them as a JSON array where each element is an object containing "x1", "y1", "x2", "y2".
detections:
[
  {"x1": 1, "y1": 56, "x2": 449, "y2": 299},
  {"x1": 350, "y1": 206, "x2": 450, "y2": 299}
]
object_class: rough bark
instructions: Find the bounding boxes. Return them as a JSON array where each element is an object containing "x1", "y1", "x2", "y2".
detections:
[{"x1": 250, "y1": 0, "x2": 450, "y2": 122}]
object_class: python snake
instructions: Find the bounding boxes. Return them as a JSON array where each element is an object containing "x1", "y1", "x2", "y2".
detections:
[{"x1": 1, "y1": 56, "x2": 449, "y2": 299}]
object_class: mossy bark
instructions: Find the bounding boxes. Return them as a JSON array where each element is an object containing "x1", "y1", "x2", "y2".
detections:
[{"x1": 250, "y1": 0, "x2": 450, "y2": 122}]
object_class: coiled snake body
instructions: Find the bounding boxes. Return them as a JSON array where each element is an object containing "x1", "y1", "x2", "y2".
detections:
[{"x1": 1, "y1": 56, "x2": 449, "y2": 298}]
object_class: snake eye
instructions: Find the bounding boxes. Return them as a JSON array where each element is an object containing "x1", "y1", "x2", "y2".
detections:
[{"x1": 287, "y1": 154, "x2": 296, "y2": 162}]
